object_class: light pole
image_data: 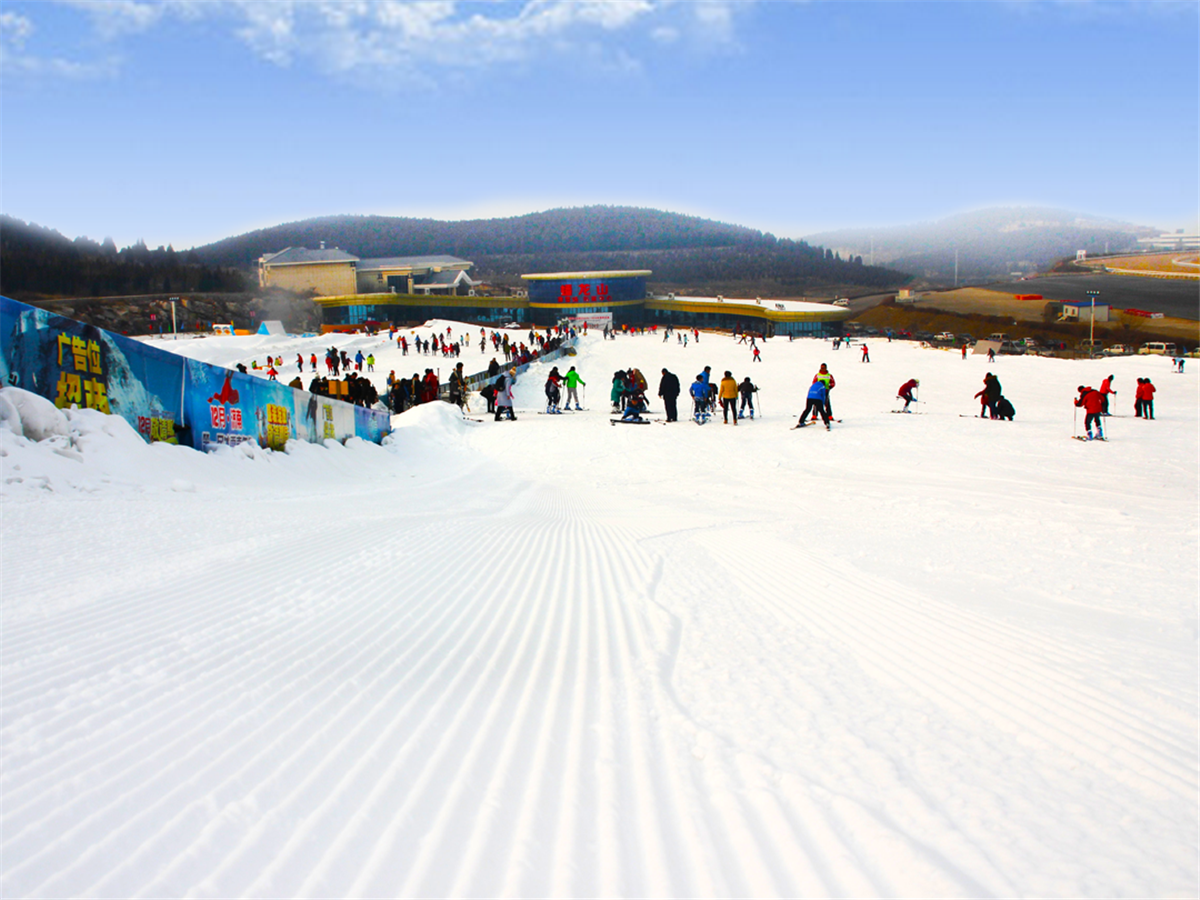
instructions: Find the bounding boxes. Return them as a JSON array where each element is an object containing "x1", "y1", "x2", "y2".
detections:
[
  {"x1": 1086, "y1": 290, "x2": 1099, "y2": 352},
  {"x1": 170, "y1": 297, "x2": 179, "y2": 340}
]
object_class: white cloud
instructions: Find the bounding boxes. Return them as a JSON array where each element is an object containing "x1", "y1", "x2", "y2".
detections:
[
  {"x1": 1, "y1": 9, "x2": 120, "y2": 79},
  {"x1": 13, "y1": 0, "x2": 748, "y2": 86},
  {"x1": 0, "y1": 11, "x2": 35, "y2": 47}
]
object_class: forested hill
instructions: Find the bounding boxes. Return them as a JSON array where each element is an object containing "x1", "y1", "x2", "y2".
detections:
[
  {"x1": 0, "y1": 216, "x2": 248, "y2": 300},
  {"x1": 193, "y1": 207, "x2": 768, "y2": 265},
  {"x1": 192, "y1": 205, "x2": 909, "y2": 292}
]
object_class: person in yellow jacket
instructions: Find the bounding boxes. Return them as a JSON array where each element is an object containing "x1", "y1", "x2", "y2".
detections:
[{"x1": 718, "y1": 371, "x2": 740, "y2": 425}]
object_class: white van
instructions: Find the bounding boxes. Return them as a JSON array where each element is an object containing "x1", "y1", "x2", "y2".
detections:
[
  {"x1": 988, "y1": 332, "x2": 1011, "y2": 342},
  {"x1": 1138, "y1": 342, "x2": 1178, "y2": 356}
]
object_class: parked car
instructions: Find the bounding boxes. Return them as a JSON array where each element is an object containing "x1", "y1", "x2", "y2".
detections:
[
  {"x1": 935, "y1": 332, "x2": 956, "y2": 342},
  {"x1": 1077, "y1": 339, "x2": 1104, "y2": 354},
  {"x1": 1103, "y1": 344, "x2": 1134, "y2": 356},
  {"x1": 999, "y1": 341, "x2": 1026, "y2": 355},
  {"x1": 988, "y1": 332, "x2": 1012, "y2": 342},
  {"x1": 956, "y1": 333, "x2": 974, "y2": 345},
  {"x1": 1138, "y1": 342, "x2": 1178, "y2": 356},
  {"x1": 915, "y1": 331, "x2": 936, "y2": 342}
]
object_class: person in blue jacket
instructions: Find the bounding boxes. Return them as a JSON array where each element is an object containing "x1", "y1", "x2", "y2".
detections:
[
  {"x1": 689, "y1": 374, "x2": 710, "y2": 420},
  {"x1": 796, "y1": 380, "x2": 831, "y2": 429}
]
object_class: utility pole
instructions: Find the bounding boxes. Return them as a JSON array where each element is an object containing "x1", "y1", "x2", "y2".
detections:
[
  {"x1": 170, "y1": 297, "x2": 179, "y2": 340},
  {"x1": 1086, "y1": 290, "x2": 1099, "y2": 351}
]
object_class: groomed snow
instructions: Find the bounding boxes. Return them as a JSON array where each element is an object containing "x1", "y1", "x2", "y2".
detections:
[{"x1": 3, "y1": 326, "x2": 1197, "y2": 898}]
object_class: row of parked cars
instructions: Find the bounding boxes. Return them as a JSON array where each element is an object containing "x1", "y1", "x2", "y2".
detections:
[{"x1": 845, "y1": 326, "x2": 1190, "y2": 358}]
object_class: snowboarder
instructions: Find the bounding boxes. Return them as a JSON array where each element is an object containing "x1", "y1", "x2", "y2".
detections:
[{"x1": 898, "y1": 378, "x2": 919, "y2": 412}]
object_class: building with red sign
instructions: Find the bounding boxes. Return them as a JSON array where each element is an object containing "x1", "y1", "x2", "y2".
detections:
[{"x1": 310, "y1": 266, "x2": 851, "y2": 336}]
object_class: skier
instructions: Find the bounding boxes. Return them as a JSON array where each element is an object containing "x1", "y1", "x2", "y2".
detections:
[
  {"x1": 976, "y1": 372, "x2": 1001, "y2": 418},
  {"x1": 494, "y1": 369, "x2": 517, "y2": 421},
  {"x1": 545, "y1": 367, "x2": 563, "y2": 414},
  {"x1": 813, "y1": 363, "x2": 836, "y2": 421},
  {"x1": 310, "y1": 353, "x2": 318, "y2": 371},
  {"x1": 296, "y1": 353, "x2": 304, "y2": 372},
  {"x1": 752, "y1": 345, "x2": 762, "y2": 363},
  {"x1": 718, "y1": 371, "x2": 739, "y2": 425},
  {"x1": 897, "y1": 378, "x2": 919, "y2": 411},
  {"x1": 611, "y1": 370, "x2": 628, "y2": 412},
  {"x1": 1135, "y1": 378, "x2": 1156, "y2": 419},
  {"x1": 797, "y1": 379, "x2": 831, "y2": 429},
  {"x1": 1074, "y1": 385, "x2": 1105, "y2": 440},
  {"x1": 658, "y1": 368, "x2": 681, "y2": 422},
  {"x1": 689, "y1": 374, "x2": 710, "y2": 422},
  {"x1": 448, "y1": 362, "x2": 467, "y2": 410},
  {"x1": 1099, "y1": 375, "x2": 1116, "y2": 415},
  {"x1": 738, "y1": 376, "x2": 757, "y2": 419},
  {"x1": 861, "y1": 343, "x2": 870, "y2": 363},
  {"x1": 564, "y1": 366, "x2": 586, "y2": 410},
  {"x1": 366, "y1": 354, "x2": 375, "y2": 373}
]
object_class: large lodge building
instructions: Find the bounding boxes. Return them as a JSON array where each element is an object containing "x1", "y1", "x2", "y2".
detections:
[{"x1": 258, "y1": 247, "x2": 852, "y2": 337}]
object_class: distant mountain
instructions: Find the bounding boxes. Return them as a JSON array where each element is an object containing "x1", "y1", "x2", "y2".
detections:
[
  {"x1": 806, "y1": 207, "x2": 1156, "y2": 286},
  {"x1": 190, "y1": 205, "x2": 909, "y2": 294},
  {"x1": 192, "y1": 207, "x2": 765, "y2": 266}
]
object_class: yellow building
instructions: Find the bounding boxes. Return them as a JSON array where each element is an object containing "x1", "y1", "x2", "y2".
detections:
[
  {"x1": 258, "y1": 247, "x2": 358, "y2": 296},
  {"x1": 258, "y1": 247, "x2": 477, "y2": 298}
]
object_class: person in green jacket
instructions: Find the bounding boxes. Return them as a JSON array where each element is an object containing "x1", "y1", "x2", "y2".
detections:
[{"x1": 564, "y1": 366, "x2": 586, "y2": 410}]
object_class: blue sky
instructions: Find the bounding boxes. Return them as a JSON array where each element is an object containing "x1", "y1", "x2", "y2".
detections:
[{"x1": 2, "y1": 1, "x2": 1196, "y2": 250}]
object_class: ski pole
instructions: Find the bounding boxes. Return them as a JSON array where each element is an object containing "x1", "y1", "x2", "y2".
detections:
[{"x1": 1073, "y1": 404, "x2": 1078, "y2": 437}]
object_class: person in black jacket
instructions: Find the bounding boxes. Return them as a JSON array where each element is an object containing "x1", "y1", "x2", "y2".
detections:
[{"x1": 658, "y1": 368, "x2": 681, "y2": 422}]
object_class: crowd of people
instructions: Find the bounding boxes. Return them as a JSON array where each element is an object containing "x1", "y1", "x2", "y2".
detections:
[{"x1": 233, "y1": 323, "x2": 1174, "y2": 440}]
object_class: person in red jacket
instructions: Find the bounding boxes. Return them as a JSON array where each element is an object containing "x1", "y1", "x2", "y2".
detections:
[
  {"x1": 421, "y1": 368, "x2": 439, "y2": 404},
  {"x1": 1136, "y1": 377, "x2": 1156, "y2": 419},
  {"x1": 897, "y1": 378, "x2": 919, "y2": 411},
  {"x1": 1075, "y1": 386, "x2": 1105, "y2": 440},
  {"x1": 1099, "y1": 375, "x2": 1117, "y2": 415}
]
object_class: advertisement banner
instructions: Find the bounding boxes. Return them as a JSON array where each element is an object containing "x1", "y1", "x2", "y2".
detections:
[{"x1": 1, "y1": 295, "x2": 389, "y2": 450}]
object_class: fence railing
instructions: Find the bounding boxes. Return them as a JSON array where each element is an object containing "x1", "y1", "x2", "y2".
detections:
[{"x1": 438, "y1": 337, "x2": 578, "y2": 402}]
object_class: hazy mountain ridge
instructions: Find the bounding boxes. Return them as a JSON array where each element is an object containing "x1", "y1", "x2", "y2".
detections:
[{"x1": 806, "y1": 207, "x2": 1156, "y2": 285}]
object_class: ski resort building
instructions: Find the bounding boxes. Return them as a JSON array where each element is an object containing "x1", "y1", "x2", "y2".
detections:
[
  {"x1": 309, "y1": 266, "x2": 852, "y2": 336},
  {"x1": 258, "y1": 247, "x2": 478, "y2": 299}
]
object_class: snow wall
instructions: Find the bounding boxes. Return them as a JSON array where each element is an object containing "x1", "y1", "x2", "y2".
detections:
[{"x1": 0, "y1": 296, "x2": 390, "y2": 451}]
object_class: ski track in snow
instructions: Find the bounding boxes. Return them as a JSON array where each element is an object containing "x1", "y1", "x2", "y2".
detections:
[{"x1": 2, "y1": 327, "x2": 1197, "y2": 898}]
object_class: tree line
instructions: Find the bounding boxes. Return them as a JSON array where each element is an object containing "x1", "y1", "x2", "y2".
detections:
[{"x1": 0, "y1": 216, "x2": 249, "y2": 300}]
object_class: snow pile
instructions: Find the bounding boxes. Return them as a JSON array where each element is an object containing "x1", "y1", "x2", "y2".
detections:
[{"x1": 2, "y1": 327, "x2": 1196, "y2": 898}]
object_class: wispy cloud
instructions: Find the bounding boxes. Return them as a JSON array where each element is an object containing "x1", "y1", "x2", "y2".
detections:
[
  {"x1": 1, "y1": 9, "x2": 120, "y2": 79},
  {"x1": 6, "y1": 1, "x2": 748, "y2": 86}
]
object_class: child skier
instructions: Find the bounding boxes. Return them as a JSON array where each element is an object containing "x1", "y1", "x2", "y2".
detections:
[{"x1": 898, "y1": 378, "x2": 919, "y2": 411}]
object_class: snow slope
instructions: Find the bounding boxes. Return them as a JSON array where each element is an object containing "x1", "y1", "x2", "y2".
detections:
[{"x1": 2, "y1": 327, "x2": 1197, "y2": 898}]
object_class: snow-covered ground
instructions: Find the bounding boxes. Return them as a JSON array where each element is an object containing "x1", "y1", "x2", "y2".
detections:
[{"x1": 3, "y1": 325, "x2": 1197, "y2": 898}]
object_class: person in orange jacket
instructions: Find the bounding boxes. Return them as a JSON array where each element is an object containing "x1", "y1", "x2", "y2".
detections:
[{"x1": 718, "y1": 371, "x2": 739, "y2": 424}]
